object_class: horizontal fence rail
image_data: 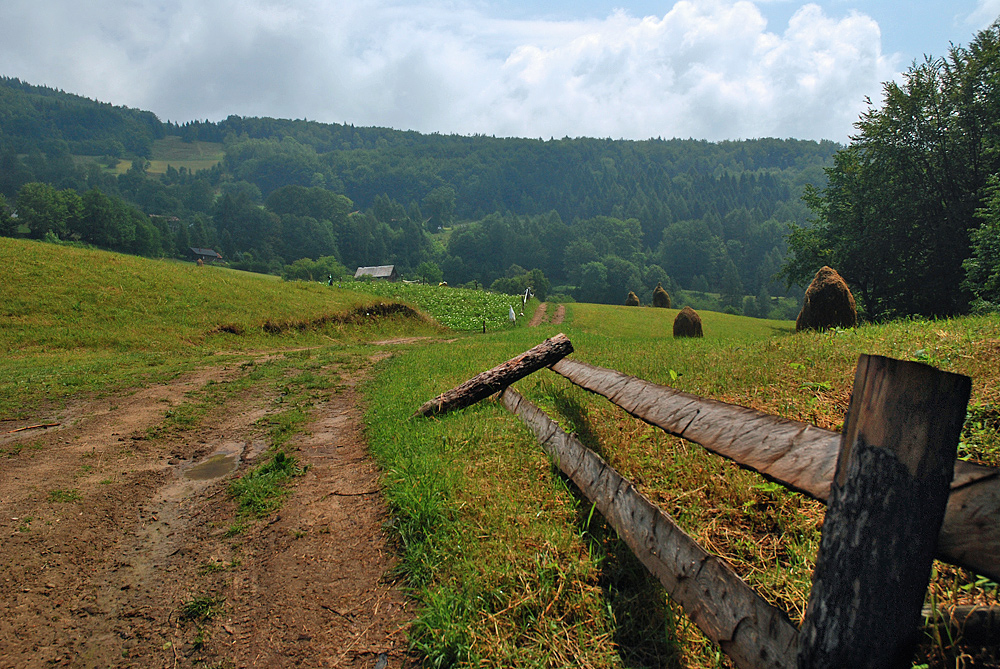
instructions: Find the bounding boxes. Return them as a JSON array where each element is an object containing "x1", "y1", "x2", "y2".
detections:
[
  {"x1": 550, "y1": 358, "x2": 1000, "y2": 583},
  {"x1": 415, "y1": 335, "x2": 999, "y2": 667},
  {"x1": 501, "y1": 387, "x2": 799, "y2": 669}
]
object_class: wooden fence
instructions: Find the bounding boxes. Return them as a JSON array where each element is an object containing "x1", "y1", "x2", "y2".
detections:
[{"x1": 416, "y1": 335, "x2": 1000, "y2": 668}]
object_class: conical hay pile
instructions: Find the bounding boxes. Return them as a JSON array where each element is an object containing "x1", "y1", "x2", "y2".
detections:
[
  {"x1": 673, "y1": 306, "x2": 703, "y2": 337},
  {"x1": 796, "y1": 266, "x2": 857, "y2": 331},
  {"x1": 652, "y1": 282, "x2": 671, "y2": 308},
  {"x1": 625, "y1": 291, "x2": 640, "y2": 306}
]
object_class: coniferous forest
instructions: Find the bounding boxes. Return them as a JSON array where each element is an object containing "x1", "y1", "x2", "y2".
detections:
[{"x1": 3, "y1": 19, "x2": 999, "y2": 320}]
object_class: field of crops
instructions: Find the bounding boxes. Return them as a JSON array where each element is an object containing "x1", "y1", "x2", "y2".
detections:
[{"x1": 336, "y1": 280, "x2": 531, "y2": 331}]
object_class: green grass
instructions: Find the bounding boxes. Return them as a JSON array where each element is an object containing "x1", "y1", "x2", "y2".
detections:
[
  {"x1": 362, "y1": 328, "x2": 680, "y2": 666},
  {"x1": 0, "y1": 237, "x2": 439, "y2": 419},
  {"x1": 228, "y1": 451, "x2": 305, "y2": 518},
  {"x1": 669, "y1": 289, "x2": 801, "y2": 320},
  {"x1": 47, "y1": 488, "x2": 82, "y2": 503},
  {"x1": 335, "y1": 280, "x2": 534, "y2": 331},
  {"x1": 7, "y1": 240, "x2": 998, "y2": 666},
  {"x1": 359, "y1": 298, "x2": 1000, "y2": 666},
  {"x1": 181, "y1": 595, "x2": 225, "y2": 622}
]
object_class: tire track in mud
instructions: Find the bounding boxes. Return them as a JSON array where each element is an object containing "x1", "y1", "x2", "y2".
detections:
[{"x1": 0, "y1": 354, "x2": 414, "y2": 668}]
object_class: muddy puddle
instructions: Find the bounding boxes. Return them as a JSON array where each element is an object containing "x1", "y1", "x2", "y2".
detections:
[
  {"x1": 180, "y1": 439, "x2": 268, "y2": 481},
  {"x1": 186, "y1": 452, "x2": 238, "y2": 480}
]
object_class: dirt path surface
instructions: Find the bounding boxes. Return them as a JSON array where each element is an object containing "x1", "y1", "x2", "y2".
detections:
[
  {"x1": 528, "y1": 303, "x2": 548, "y2": 327},
  {"x1": 551, "y1": 305, "x2": 566, "y2": 325},
  {"x1": 0, "y1": 353, "x2": 415, "y2": 668}
]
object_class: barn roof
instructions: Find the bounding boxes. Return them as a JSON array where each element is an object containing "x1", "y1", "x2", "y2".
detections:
[
  {"x1": 354, "y1": 265, "x2": 397, "y2": 278},
  {"x1": 190, "y1": 247, "x2": 222, "y2": 258}
]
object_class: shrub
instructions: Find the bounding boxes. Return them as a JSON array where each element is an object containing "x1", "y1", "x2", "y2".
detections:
[{"x1": 281, "y1": 255, "x2": 349, "y2": 282}]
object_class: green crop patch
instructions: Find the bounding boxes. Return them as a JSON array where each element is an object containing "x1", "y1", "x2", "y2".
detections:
[{"x1": 335, "y1": 280, "x2": 531, "y2": 331}]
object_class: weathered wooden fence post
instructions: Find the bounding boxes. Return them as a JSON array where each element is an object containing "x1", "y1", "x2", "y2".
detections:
[{"x1": 797, "y1": 354, "x2": 971, "y2": 669}]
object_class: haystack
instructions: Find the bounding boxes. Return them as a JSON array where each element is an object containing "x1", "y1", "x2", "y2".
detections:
[
  {"x1": 625, "y1": 291, "x2": 640, "y2": 306},
  {"x1": 652, "y1": 282, "x2": 671, "y2": 308},
  {"x1": 673, "y1": 306, "x2": 703, "y2": 338},
  {"x1": 796, "y1": 266, "x2": 857, "y2": 331}
]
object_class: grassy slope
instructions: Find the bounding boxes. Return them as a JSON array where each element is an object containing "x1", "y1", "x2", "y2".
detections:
[
  {"x1": 363, "y1": 300, "x2": 1000, "y2": 667},
  {"x1": 0, "y1": 237, "x2": 437, "y2": 420}
]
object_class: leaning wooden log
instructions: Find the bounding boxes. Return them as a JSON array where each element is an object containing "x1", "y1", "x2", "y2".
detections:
[
  {"x1": 413, "y1": 333, "x2": 573, "y2": 417},
  {"x1": 797, "y1": 355, "x2": 970, "y2": 669},
  {"x1": 921, "y1": 605, "x2": 1000, "y2": 647},
  {"x1": 501, "y1": 387, "x2": 799, "y2": 669},
  {"x1": 550, "y1": 357, "x2": 1000, "y2": 583}
]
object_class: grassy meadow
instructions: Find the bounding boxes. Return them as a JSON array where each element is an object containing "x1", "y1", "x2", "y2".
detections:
[
  {"x1": 337, "y1": 279, "x2": 535, "y2": 331},
  {"x1": 111, "y1": 136, "x2": 225, "y2": 175},
  {"x1": 0, "y1": 237, "x2": 440, "y2": 420},
  {"x1": 4, "y1": 237, "x2": 998, "y2": 667}
]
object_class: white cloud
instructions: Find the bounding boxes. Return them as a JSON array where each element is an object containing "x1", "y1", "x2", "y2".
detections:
[
  {"x1": 968, "y1": 0, "x2": 1000, "y2": 29},
  {"x1": 0, "y1": 0, "x2": 897, "y2": 141}
]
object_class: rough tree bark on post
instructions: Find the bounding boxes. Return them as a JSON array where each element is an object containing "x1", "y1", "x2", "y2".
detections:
[
  {"x1": 413, "y1": 333, "x2": 573, "y2": 417},
  {"x1": 797, "y1": 354, "x2": 971, "y2": 669}
]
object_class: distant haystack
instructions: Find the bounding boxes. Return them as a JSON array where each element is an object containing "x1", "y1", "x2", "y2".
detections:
[
  {"x1": 796, "y1": 266, "x2": 857, "y2": 331},
  {"x1": 673, "y1": 306, "x2": 703, "y2": 338},
  {"x1": 625, "y1": 291, "x2": 640, "y2": 306},
  {"x1": 652, "y1": 282, "x2": 671, "y2": 308}
]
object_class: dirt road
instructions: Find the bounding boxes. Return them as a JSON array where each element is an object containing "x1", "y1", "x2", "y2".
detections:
[
  {"x1": 528, "y1": 303, "x2": 565, "y2": 327},
  {"x1": 0, "y1": 351, "x2": 414, "y2": 668}
]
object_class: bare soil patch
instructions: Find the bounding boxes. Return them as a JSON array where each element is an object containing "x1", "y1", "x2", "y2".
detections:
[
  {"x1": 0, "y1": 354, "x2": 415, "y2": 668},
  {"x1": 551, "y1": 305, "x2": 566, "y2": 325},
  {"x1": 528, "y1": 303, "x2": 548, "y2": 327}
]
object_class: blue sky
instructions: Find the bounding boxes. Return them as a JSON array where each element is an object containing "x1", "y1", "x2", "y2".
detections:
[
  {"x1": 488, "y1": 1, "x2": 993, "y2": 61},
  {"x1": 1, "y1": 0, "x2": 998, "y2": 143}
]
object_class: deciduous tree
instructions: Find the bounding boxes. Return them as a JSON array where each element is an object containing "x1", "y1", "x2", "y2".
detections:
[{"x1": 784, "y1": 20, "x2": 1000, "y2": 319}]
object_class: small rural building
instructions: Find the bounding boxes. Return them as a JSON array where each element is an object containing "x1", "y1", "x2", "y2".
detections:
[
  {"x1": 354, "y1": 265, "x2": 399, "y2": 282},
  {"x1": 189, "y1": 247, "x2": 224, "y2": 265}
]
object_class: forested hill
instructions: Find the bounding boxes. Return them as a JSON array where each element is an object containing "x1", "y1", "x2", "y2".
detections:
[
  {"x1": 0, "y1": 76, "x2": 165, "y2": 158},
  {"x1": 1, "y1": 76, "x2": 839, "y2": 308}
]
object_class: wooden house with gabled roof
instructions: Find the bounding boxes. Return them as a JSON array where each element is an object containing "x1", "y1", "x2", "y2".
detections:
[
  {"x1": 189, "y1": 247, "x2": 224, "y2": 265},
  {"x1": 354, "y1": 265, "x2": 399, "y2": 282}
]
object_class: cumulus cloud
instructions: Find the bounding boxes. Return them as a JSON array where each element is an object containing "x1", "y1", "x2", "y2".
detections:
[{"x1": 0, "y1": 0, "x2": 897, "y2": 141}]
